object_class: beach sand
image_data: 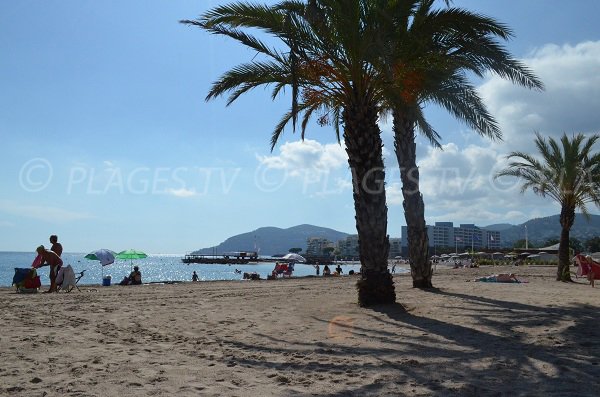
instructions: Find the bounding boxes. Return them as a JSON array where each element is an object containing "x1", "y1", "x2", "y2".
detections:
[{"x1": 1, "y1": 264, "x2": 599, "y2": 396}]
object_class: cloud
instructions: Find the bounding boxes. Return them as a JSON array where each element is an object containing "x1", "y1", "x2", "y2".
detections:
[
  {"x1": 257, "y1": 139, "x2": 347, "y2": 175},
  {"x1": 256, "y1": 139, "x2": 351, "y2": 196},
  {"x1": 166, "y1": 188, "x2": 197, "y2": 198},
  {"x1": 0, "y1": 200, "x2": 94, "y2": 223},
  {"x1": 395, "y1": 40, "x2": 600, "y2": 226},
  {"x1": 480, "y1": 40, "x2": 600, "y2": 154}
]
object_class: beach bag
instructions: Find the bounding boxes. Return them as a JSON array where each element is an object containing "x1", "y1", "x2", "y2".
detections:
[{"x1": 13, "y1": 268, "x2": 41, "y2": 292}]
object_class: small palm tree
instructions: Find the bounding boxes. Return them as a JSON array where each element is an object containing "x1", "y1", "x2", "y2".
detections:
[
  {"x1": 373, "y1": 0, "x2": 543, "y2": 288},
  {"x1": 496, "y1": 133, "x2": 600, "y2": 281},
  {"x1": 182, "y1": 0, "x2": 395, "y2": 305}
]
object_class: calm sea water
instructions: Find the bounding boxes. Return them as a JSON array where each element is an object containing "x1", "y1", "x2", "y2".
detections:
[{"x1": 0, "y1": 252, "x2": 407, "y2": 288}]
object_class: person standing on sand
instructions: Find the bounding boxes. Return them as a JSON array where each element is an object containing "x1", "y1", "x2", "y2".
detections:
[
  {"x1": 192, "y1": 271, "x2": 199, "y2": 282},
  {"x1": 37, "y1": 245, "x2": 63, "y2": 292},
  {"x1": 49, "y1": 235, "x2": 63, "y2": 257},
  {"x1": 315, "y1": 263, "x2": 320, "y2": 276}
]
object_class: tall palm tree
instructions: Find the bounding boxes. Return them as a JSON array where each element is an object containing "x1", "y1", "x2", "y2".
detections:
[
  {"x1": 372, "y1": 0, "x2": 543, "y2": 287},
  {"x1": 496, "y1": 133, "x2": 600, "y2": 281},
  {"x1": 181, "y1": 0, "x2": 396, "y2": 305}
]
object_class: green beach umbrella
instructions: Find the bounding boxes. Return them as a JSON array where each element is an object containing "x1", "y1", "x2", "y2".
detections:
[{"x1": 116, "y1": 249, "x2": 148, "y2": 271}]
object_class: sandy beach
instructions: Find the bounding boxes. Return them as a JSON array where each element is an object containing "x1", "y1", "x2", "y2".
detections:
[{"x1": 1, "y1": 264, "x2": 599, "y2": 396}]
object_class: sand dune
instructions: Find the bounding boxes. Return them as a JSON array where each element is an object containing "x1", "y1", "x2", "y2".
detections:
[{"x1": 1, "y1": 265, "x2": 598, "y2": 396}]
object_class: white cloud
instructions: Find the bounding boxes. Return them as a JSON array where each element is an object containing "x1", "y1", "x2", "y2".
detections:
[
  {"x1": 480, "y1": 40, "x2": 600, "y2": 154},
  {"x1": 166, "y1": 188, "x2": 197, "y2": 198},
  {"x1": 257, "y1": 139, "x2": 347, "y2": 175},
  {"x1": 0, "y1": 200, "x2": 94, "y2": 223},
  {"x1": 397, "y1": 40, "x2": 600, "y2": 226},
  {"x1": 256, "y1": 139, "x2": 351, "y2": 196}
]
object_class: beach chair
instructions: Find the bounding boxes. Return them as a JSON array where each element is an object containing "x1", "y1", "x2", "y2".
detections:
[
  {"x1": 574, "y1": 254, "x2": 600, "y2": 280},
  {"x1": 57, "y1": 265, "x2": 85, "y2": 292},
  {"x1": 12, "y1": 268, "x2": 41, "y2": 293}
]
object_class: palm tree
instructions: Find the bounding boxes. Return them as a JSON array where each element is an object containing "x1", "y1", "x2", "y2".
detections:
[
  {"x1": 181, "y1": 0, "x2": 395, "y2": 305},
  {"x1": 372, "y1": 0, "x2": 543, "y2": 287},
  {"x1": 496, "y1": 133, "x2": 600, "y2": 281}
]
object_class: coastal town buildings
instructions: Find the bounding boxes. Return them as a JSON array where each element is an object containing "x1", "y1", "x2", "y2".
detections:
[
  {"x1": 305, "y1": 237, "x2": 335, "y2": 256},
  {"x1": 307, "y1": 222, "x2": 501, "y2": 259},
  {"x1": 401, "y1": 222, "x2": 502, "y2": 255}
]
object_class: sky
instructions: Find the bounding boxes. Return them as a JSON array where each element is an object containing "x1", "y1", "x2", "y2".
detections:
[{"x1": 1, "y1": 0, "x2": 599, "y2": 253}]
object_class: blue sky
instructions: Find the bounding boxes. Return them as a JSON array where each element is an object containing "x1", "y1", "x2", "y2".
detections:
[{"x1": 1, "y1": 0, "x2": 599, "y2": 253}]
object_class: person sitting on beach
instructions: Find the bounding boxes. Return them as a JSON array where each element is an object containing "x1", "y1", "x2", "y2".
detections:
[
  {"x1": 474, "y1": 273, "x2": 520, "y2": 283},
  {"x1": 323, "y1": 265, "x2": 331, "y2": 276},
  {"x1": 128, "y1": 266, "x2": 142, "y2": 285},
  {"x1": 192, "y1": 271, "x2": 199, "y2": 282},
  {"x1": 36, "y1": 245, "x2": 63, "y2": 292}
]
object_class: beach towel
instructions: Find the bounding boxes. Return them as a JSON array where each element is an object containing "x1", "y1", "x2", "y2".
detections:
[
  {"x1": 574, "y1": 254, "x2": 600, "y2": 280},
  {"x1": 58, "y1": 265, "x2": 77, "y2": 291},
  {"x1": 31, "y1": 254, "x2": 43, "y2": 269},
  {"x1": 476, "y1": 277, "x2": 521, "y2": 283}
]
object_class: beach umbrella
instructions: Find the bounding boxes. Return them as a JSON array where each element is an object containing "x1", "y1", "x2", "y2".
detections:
[
  {"x1": 85, "y1": 249, "x2": 116, "y2": 278},
  {"x1": 85, "y1": 249, "x2": 116, "y2": 266},
  {"x1": 282, "y1": 253, "x2": 306, "y2": 263},
  {"x1": 117, "y1": 249, "x2": 148, "y2": 270}
]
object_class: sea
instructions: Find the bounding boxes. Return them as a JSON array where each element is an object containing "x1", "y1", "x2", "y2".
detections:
[{"x1": 0, "y1": 252, "x2": 408, "y2": 288}]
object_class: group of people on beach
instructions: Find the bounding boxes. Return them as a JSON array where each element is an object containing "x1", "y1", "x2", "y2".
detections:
[
  {"x1": 34, "y1": 235, "x2": 63, "y2": 292},
  {"x1": 313, "y1": 263, "x2": 345, "y2": 276}
]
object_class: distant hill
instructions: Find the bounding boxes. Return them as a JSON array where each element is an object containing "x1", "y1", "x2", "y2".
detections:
[
  {"x1": 484, "y1": 214, "x2": 600, "y2": 246},
  {"x1": 482, "y1": 223, "x2": 514, "y2": 232},
  {"x1": 192, "y1": 224, "x2": 350, "y2": 256}
]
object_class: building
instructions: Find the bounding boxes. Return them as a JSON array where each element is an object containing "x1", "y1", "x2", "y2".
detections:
[
  {"x1": 306, "y1": 237, "x2": 335, "y2": 256},
  {"x1": 337, "y1": 235, "x2": 359, "y2": 258},
  {"x1": 389, "y1": 238, "x2": 402, "y2": 258},
  {"x1": 401, "y1": 221, "x2": 502, "y2": 254}
]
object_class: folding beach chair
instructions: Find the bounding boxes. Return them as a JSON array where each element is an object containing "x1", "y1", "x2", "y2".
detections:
[{"x1": 57, "y1": 265, "x2": 86, "y2": 292}]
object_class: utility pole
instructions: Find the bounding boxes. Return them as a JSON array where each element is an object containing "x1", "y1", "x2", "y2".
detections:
[{"x1": 525, "y1": 225, "x2": 529, "y2": 249}]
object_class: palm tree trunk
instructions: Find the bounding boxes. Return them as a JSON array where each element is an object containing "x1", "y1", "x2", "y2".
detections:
[
  {"x1": 393, "y1": 113, "x2": 432, "y2": 288},
  {"x1": 557, "y1": 206, "x2": 575, "y2": 281},
  {"x1": 344, "y1": 94, "x2": 395, "y2": 306}
]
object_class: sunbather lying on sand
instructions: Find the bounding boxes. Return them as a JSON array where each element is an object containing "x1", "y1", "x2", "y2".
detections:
[{"x1": 474, "y1": 273, "x2": 520, "y2": 283}]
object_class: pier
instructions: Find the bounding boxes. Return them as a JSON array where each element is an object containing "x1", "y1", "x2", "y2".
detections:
[{"x1": 182, "y1": 251, "x2": 259, "y2": 264}]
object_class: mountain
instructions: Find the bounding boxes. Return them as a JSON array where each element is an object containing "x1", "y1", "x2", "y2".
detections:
[
  {"x1": 192, "y1": 224, "x2": 350, "y2": 256},
  {"x1": 484, "y1": 214, "x2": 600, "y2": 247},
  {"x1": 482, "y1": 223, "x2": 514, "y2": 232}
]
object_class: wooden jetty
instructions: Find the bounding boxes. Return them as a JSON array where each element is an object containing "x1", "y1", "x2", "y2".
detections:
[{"x1": 182, "y1": 251, "x2": 259, "y2": 264}]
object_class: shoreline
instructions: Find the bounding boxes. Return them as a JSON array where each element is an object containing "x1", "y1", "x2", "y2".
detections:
[{"x1": 1, "y1": 264, "x2": 598, "y2": 396}]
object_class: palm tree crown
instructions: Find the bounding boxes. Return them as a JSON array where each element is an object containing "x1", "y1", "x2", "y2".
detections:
[{"x1": 498, "y1": 133, "x2": 600, "y2": 213}]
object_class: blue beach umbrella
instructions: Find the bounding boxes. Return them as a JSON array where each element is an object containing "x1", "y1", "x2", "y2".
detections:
[
  {"x1": 85, "y1": 249, "x2": 116, "y2": 266},
  {"x1": 85, "y1": 249, "x2": 116, "y2": 277}
]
